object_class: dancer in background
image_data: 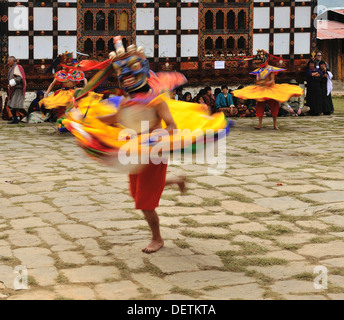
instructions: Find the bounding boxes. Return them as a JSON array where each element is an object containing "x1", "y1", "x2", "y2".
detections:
[
  {"x1": 40, "y1": 52, "x2": 87, "y2": 129},
  {"x1": 233, "y1": 49, "x2": 303, "y2": 130}
]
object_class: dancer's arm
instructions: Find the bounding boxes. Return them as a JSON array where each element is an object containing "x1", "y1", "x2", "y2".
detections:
[
  {"x1": 97, "y1": 113, "x2": 119, "y2": 125},
  {"x1": 44, "y1": 79, "x2": 57, "y2": 98},
  {"x1": 155, "y1": 100, "x2": 177, "y2": 134}
]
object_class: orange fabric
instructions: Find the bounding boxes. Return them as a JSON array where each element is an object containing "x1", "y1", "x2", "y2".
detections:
[
  {"x1": 256, "y1": 100, "x2": 280, "y2": 118},
  {"x1": 129, "y1": 162, "x2": 168, "y2": 211},
  {"x1": 233, "y1": 83, "x2": 303, "y2": 102}
]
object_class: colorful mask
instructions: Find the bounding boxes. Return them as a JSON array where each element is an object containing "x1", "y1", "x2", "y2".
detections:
[
  {"x1": 60, "y1": 51, "x2": 74, "y2": 66},
  {"x1": 110, "y1": 36, "x2": 150, "y2": 93},
  {"x1": 256, "y1": 49, "x2": 268, "y2": 67}
]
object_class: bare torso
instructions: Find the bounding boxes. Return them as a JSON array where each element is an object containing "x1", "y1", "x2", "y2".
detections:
[{"x1": 256, "y1": 65, "x2": 276, "y2": 87}]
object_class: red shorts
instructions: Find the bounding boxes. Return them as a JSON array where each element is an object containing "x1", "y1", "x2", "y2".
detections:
[
  {"x1": 129, "y1": 162, "x2": 168, "y2": 211},
  {"x1": 256, "y1": 100, "x2": 280, "y2": 118}
]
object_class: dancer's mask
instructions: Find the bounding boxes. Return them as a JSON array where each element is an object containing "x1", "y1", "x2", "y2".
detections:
[
  {"x1": 60, "y1": 51, "x2": 74, "y2": 66},
  {"x1": 109, "y1": 36, "x2": 150, "y2": 93},
  {"x1": 256, "y1": 49, "x2": 268, "y2": 67}
]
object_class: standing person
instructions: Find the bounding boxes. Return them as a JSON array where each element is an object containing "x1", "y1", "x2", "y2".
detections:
[
  {"x1": 305, "y1": 60, "x2": 323, "y2": 116},
  {"x1": 63, "y1": 36, "x2": 230, "y2": 253},
  {"x1": 95, "y1": 37, "x2": 187, "y2": 253},
  {"x1": 319, "y1": 61, "x2": 334, "y2": 115},
  {"x1": 7, "y1": 56, "x2": 28, "y2": 124},
  {"x1": 315, "y1": 51, "x2": 329, "y2": 70},
  {"x1": 233, "y1": 50, "x2": 303, "y2": 130},
  {"x1": 214, "y1": 85, "x2": 237, "y2": 117}
]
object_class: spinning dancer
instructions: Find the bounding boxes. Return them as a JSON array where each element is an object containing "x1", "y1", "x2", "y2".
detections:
[
  {"x1": 40, "y1": 52, "x2": 87, "y2": 130},
  {"x1": 233, "y1": 49, "x2": 303, "y2": 130},
  {"x1": 63, "y1": 36, "x2": 230, "y2": 253}
]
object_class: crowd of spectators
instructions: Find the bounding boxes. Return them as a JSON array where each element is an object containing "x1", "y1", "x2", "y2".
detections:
[{"x1": 1, "y1": 51, "x2": 335, "y2": 124}]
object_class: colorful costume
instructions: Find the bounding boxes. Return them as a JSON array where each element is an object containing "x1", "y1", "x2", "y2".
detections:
[
  {"x1": 63, "y1": 37, "x2": 230, "y2": 170},
  {"x1": 40, "y1": 52, "x2": 86, "y2": 131},
  {"x1": 62, "y1": 37, "x2": 230, "y2": 210},
  {"x1": 233, "y1": 50, "x2": 303, "y2": 118}
]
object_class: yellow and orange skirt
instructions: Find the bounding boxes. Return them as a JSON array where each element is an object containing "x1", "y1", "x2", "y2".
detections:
[
  {"x1": 62, "y1": 92, "x2": 231, "y2": 173},
  {"x1": 233, "y1": 84, "x2": 303, "y2": 103}
]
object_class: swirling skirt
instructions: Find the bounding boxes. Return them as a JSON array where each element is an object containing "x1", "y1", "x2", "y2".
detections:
[
  {"x1": 233, "y1": 84, "x2": 303, "y2": 103},
  {"x1": 62, "y1": 93, "x2": 231, "y2": 173}
]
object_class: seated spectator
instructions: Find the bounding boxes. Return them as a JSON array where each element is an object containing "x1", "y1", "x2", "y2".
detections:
[
  {"x1": 236, "y1": 97, "x2": 256, "y2": 117},
  {"x1": 175, "y1": 86, "x2": 184, "y2": 100},
  {"x1": 193, "y1": 94, "x2": 208, "y2": 111},
  {"x1": 214, "y1": 88, "x2": 221, "y2": 99},
  {"x1": 28, "y1": 90, "x2": 44, "y2": 115},
  {"x1": 170, "y1": 89, "x2": 177, "y2": 100},
  {"x1": 280, "y1": 79, "x2": 309, "y2": 116},
  {"x1": 182, "y1": 92, "x2": 192, "y2": 102},
  {"x1": 232, "y1": 85, "x2": 244, "y2": 106},
  {"x1": 202, "y1": 86, "x2": 216, "y2": 111},
  {"x1": 214, "y1": 85, "x2": 237, "y2": 117}
]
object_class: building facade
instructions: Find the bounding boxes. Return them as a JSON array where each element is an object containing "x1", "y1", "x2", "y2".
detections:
[
  {"x1": 0, "y1": 0, "x2": 318, "y2": 90},
  {"x1": 317, "y1": 9, "x2": 344, "y2": 80}
]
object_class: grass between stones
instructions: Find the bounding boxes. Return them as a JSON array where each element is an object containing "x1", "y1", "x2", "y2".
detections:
[
  {"x1": 245, "y1": 270, "x2": 274, "y2": 285},
  {"x1": 292, "y1": 272, "x2": 315, "y2": 281},
  {"x1": 217, "y1": 249, "x2": 288, "y2": 273},
  {"x1": 173, "y1": 240, "x2": 191, "y2": 249},
  {"x1": 231, "y1": 242, "x2": 268, "y2": 256},
  {"x1": 262, "y1": 289, "x2": 285, "y2": 300},
  {"x1": 170, "y1": 286, "x2": 202, "y2": 298},
  {"x1": 309, "y1": 237, "x2": 339, "y2": 244},
  {"x1": 179, "y1": 218, "x2": 202, "y2": 228},
  {"x1": 248, "y1": 224, "x2": 294, "y2": 240},
  {"x1": 180, "y1": 230, "x2": 232, "y2": 241},
  {"x1": 240, "y1": 211, "x2": 275, "y2": 221},
  {"x1": 275, "y1": 242, "x2": 301, "y2": 251},
  {"x1": 331, "y1": 269, "x2": 344, "y2": 277},
  {"x1": 327, "y1": 226, "x2": 344, "y2": 233},
  {"x1": 226, "y1": 192, "x2": 254, "y2": 203},
  {"x1": 56, "y1": 273, "x2": 70, "y2": 284},
  {"x1": 200, "y1": 198, "x2": 221, "y2": 207},
  {"x1": 0, "y1": 256, "x2": 22, "y2": 268},
  {"x1": 133, "y1": 259, "x2": 165, "y2": 278}
]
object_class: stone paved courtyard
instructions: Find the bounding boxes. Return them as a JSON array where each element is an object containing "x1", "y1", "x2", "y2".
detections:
[{"x1": 0, "y1": 111, "x2": 344, "y2": 300}]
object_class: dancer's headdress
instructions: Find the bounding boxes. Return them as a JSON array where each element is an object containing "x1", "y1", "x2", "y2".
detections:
[
  {"x1": 45, "y1": 51, "x2": 75, "y2": 74},
  {"x1": 108, "y1": 36, "x2": 150, "y2": 92},
  {"x1": 239, "y1": 49, "x2": 285, "y2": 68}
]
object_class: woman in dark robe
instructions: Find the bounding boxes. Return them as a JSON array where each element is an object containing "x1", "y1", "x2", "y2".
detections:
[
  {"x1": 319, "y1": 61, "x2": 334, "y2": 115},
  {"x1": 305, "y1": 60, "x2": 323, "y2": 116}
]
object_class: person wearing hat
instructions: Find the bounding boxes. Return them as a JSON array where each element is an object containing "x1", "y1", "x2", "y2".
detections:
[{"x1": 280, "y1": 79, "x2": 310, "y2": 116}]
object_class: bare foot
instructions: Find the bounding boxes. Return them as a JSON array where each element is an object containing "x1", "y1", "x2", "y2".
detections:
[
  {"x1": 273, "y1": 126, "x2": 279, "y2": 131},
  {"x1": 254, "y1": 126, "x2": 262, "y2": 130},
  {"x1": 142, "y1": 239, "x2": 164, "y2": 254},
  {"x1": 178, "y1": 176, "x2": 187, "y2": 194}
]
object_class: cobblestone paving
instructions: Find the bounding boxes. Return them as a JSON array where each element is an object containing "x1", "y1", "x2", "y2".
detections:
[{"x1": 0, "y1": 114, "x2": 344, "y2": 300}]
